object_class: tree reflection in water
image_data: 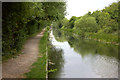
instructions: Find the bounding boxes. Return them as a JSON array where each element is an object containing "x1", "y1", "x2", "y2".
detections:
[
  {"x1": 48, "y1": 41, "x2": 64, "y2": 78},
  {"x1": 53, "y1": 29, "x2": 118, "y2": 59}
]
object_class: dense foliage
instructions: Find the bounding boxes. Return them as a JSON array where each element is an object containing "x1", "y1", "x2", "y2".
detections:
[
  {"x1": 74, "y1": 15, "x2": 99, "y2": 35},
  {"x1": 55, "y1": 2, "x2": 119, "y2": 45},
  {"x1": 2, "y1": 2, "x2": 66, "y2": 57}
]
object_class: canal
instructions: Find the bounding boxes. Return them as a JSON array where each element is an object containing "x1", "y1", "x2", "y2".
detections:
[{"x1": 48, "y1": 29, "x2": 118, "y2": 78}]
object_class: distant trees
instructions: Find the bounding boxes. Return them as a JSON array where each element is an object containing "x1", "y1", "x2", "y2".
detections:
[
  {"x1": 102, "y1": 2, "x2": 119, "y2": 21},
  {"x1": 91, "y1": 2, "x2": 119, "y2": 34},
  {"x1": 55, "y1": 1, "x2": 119, "y2": 43},
  {"x1": 62, "y1": 2, "x2": 118, "y2": 34}
]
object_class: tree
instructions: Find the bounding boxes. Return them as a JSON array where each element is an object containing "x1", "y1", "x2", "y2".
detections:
[
  {"x1": 69, "y1": 16, "x2": 77, "y2": 28},
  {"x1": 91, "y1": 10, "x2": 101, "y2": 23},
  {"x1": 74, "y1": 15, "x2": 99, "y2": 34},
  {"x1": 61, "y1": 18, "x2": 69, "y2": 28},
  {"x1": 97, "y1": 12, "x2": 111, "y2": 28},
  {"x1": 102, "y1": 2, "x2": 118, "y2": 22}
]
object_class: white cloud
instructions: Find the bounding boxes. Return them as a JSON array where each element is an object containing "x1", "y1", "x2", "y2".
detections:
[{"x1": 65, "y1": 0, "x2": 118, "y2": 19}]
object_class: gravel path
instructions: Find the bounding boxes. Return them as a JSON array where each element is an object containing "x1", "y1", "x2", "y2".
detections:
[{"x1": 2, "y1": 28, "x2": 46, "y2": 78}]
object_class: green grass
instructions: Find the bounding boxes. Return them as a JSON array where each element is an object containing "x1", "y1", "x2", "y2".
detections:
[{"x1": 25, "y1": 29, "x2": 48, "y2": 78}]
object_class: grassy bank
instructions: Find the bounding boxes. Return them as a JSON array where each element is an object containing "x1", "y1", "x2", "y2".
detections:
[
  {"x1": 60, "y1": 29, "x2": 119, "y2": 46},
  {"x1": 25, "y1": 28, "x2": 49, "y2": 78},
  {"x1": 85, "y1": 32, "x2": 119, "y2": 45}
]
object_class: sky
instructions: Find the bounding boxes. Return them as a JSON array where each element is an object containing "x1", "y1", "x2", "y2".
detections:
[{"x1": 65, "y1": 0, "x2": 118, "y2": 19}]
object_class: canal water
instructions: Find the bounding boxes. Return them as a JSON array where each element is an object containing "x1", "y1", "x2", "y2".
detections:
[{"x1": 48, "y1": 29, "x2": 118, "y2": 78}]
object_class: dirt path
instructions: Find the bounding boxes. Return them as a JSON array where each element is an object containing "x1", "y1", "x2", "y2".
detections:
[{"x1": 2, "y1": 28, "x2": 46, "y2": 78}]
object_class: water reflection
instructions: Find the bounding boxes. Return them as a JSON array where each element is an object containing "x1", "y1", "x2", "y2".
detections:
[
  {"x1": 48, "y1": 36, "x2": 64, "y2": 78},
  {"x1": 48, "y1": 29, "x2": 118, "y2": 78},
  {"x1": 53, "y1": 28, "x2": 118, "y2": 59}
]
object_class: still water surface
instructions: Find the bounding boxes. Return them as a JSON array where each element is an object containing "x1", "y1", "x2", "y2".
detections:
[{"x1": 48, "y1": 29, "x2": 118, "y2": 78}]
